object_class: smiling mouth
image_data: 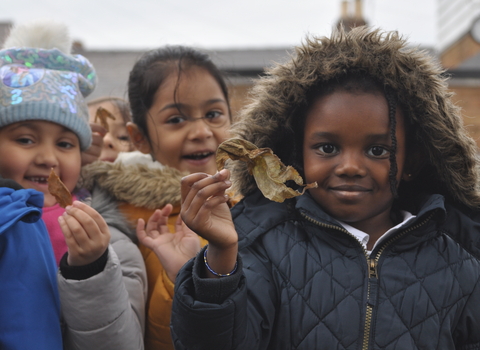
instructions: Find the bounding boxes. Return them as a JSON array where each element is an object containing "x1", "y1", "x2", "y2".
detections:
[
  {"x1": 183, "y1": 151, "x2": 214, "y2": 160},
  {"x1": 330, "y1": 185, "x2": 370, "y2": 192},
  {"x1": 26, "y1": 176, "x2": 49, "y2": 184}
]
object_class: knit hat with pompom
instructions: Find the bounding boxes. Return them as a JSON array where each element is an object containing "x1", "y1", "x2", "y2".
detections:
[{"x1": 0, "y1": 20, "x2": 97, "y2": 150}]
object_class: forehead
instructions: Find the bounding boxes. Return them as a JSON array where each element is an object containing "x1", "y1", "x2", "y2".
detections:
[
  {"x1": 305, "y1": 90, "x2": 403, "y2": 133},
  {"x1": 155, "y1": 66, "x2": 225, "y2": 102},
  {"x1": 88, "y1": 100, "x2": 118, "y2": 116},
  {"x1": 1, "y1": 120, "x2": 77, "y2": 134}
]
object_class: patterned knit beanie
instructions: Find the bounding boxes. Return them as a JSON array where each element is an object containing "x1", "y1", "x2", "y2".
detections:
[{"x1": 0, "y1": 20, "x2": 97, "y2": 150}]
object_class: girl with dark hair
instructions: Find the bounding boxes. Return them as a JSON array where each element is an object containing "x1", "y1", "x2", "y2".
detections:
[
  {"x1": 81, "y1": 45, "x2": 232, "y2": 349},
  {"x1": 171, "y1": 27, "x2": 480, "y2": 349}
]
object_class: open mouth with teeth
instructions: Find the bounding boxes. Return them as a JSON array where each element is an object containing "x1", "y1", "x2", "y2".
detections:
[
  {"x1": 183, "y1": 152, "x2": 214, "y2": 160},
  {"x1": 26, "y1": 176, "x2": 49, "y2": 184}
]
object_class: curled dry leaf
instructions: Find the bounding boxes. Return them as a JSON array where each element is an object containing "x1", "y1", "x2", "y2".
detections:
[
  {"x1": 216, "y1": 138, "x2": 317, "y2": 203},
  {"x1": 47, "y1": 168, "x2": 73, "y2": 208},
  {"x1": 94, "y1": 106, "x2": 116, "y2": 132}
]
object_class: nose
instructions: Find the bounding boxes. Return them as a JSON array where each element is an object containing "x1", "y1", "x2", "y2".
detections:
[
  {"x1": 334, "y1": 151, "x2": 367, "y2": 177},
  {"x1": 103, "y1": 132, "x2": 115, "y2": 149},
  {"x1": 187, "y1": 118, "x2": 214, "y2": 140},
  {"x1": 35, "y1": 145, "x2": 59, "y2": 169}
]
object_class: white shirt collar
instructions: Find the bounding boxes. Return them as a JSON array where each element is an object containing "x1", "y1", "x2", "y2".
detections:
[{"x1": 336, "y1": 211, "x2": 416, "y2": 256}]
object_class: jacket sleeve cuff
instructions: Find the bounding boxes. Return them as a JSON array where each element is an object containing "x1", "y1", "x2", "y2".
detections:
[
  {"x1": 192, "y1": 246, "x2": 242, "y2": 304},
  {"x1": 59, "y1": 248, "x2": 109, "y2": 280}
]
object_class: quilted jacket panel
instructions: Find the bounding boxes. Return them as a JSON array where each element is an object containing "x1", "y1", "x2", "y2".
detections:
[{"x1": 172, "y1": 191, "x2": 480, "y2": 349}]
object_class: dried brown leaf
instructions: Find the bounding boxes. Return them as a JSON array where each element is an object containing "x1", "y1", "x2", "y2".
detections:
[
  {"x1": 216, "y1": 138, "x2": 317, "y2": 202},
  {"x1": 94, "y1": 106, "x2": 116, "y2": 132},
  {"x1": 47, "y1": 168, "x2": 73, "y2": 208}
]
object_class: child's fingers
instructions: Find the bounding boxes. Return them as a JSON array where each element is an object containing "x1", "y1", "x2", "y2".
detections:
[
  {"x1": 60, "y1": 211, "x2": 92, "y2": 249},
  {"x1": 181, "y1": 170, "x2": 230, "y2": 208},
  {"x1": 181, "y1": 171, "x2": 231, "y2": 219},
  {"x1": 90, "y1": 122, "x2": 107, "y2": 137},
  {"x1": 136, "y1": 218, "x2": 149, "y2": 245},
  {"x1": 181, "y1": 173, "x2": 210, "y2": 205},
  {"x1": 145, "y1": 206, "x2": 173, "y2": 236},
  {"x1": 66, "y1": 201, "x2": 109, "y2": 235},
  {"x1": 58, "y1": 215, "x2": 82, "y2": 247}
]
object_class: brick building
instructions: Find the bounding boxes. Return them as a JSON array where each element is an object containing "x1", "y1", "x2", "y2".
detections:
[{"x1": 438, "y1": 0, "x2": 480, "y2": 146}]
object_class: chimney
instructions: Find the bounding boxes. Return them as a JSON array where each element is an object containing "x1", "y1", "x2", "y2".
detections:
[
  {"x1": 355, "y1": 0, "x2": 363, "y2": 20},
  {"x1": 341, "y1": 0, "x2": 349, "y2": 19},
  {"x1": 336, "y1": 0, "x2": 367, "y2": 32}
]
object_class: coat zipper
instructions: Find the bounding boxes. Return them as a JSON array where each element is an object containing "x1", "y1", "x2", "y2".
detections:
[{"x1": 300, "y1": 210, "x2": 435, "y2": 350}]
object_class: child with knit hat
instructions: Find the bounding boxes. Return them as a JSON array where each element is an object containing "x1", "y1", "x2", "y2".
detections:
[{"x1": 0, "y1": 20, "x2": 146, "y2": 349}]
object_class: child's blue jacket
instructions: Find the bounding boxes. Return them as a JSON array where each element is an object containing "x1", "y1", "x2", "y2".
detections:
[{"x1": 0, "y1": 184, "x2": 62, "y2": 350}]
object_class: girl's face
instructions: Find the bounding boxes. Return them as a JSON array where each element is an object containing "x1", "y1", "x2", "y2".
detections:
[
  {"x1": 0, "y1": 120, "x2": 82, "y2": 207},
  {"x1": 303, "y1": 90, "x2": 408, "y2": 238},
  {"x1": 88, "y1": 101, "x2": 133, "y2": 162},
  {"x1": 129, "y1": 66, "x2": 231, "y2": 175}
]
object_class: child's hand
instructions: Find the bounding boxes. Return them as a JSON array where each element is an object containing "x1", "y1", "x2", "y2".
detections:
[
  {"x1": 136, "y1": 204, "x2": 201, "y2": 282},
  {"x1": 81, "y1": 123, "x2": 106, "y2": 166},
  {"x1": 181, "y1": 169, "x2": 238, "y2": 277},
  {"x1": 58, "y1": 201, "x2": 111, "y2": 266}
]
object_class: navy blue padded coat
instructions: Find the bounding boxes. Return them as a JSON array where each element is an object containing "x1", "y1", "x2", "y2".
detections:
[{"x1": 172, "y1": 190, "x2": 480, "y2": 350}]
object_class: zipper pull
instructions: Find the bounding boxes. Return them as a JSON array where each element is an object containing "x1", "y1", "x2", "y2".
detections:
[{"x1": 368, "y1": 258, "x2": 377, "y2": 279}]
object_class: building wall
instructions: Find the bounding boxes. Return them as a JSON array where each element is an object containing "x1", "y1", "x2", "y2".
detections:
[
  {"x1": 441, "y1": 33, "x2": 480, "y2": 68},
  {"x1": 228, "y1": 83, "x2": 253, "y2": 121},
  {"x1": 438, "y1": 0, "x2": 480, "y2": 54},
  {"x1": 449, "y1": 84, "x2": 480, "y2": 145}
]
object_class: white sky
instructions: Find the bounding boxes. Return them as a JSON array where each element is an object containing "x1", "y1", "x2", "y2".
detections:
[{"x1": 1, "y1": 0, "x2": 437, "y2": 50}]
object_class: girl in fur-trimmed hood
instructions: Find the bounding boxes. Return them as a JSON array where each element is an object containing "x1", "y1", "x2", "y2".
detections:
[
  {"x1": 172, "y1": 27, "x2": 480, "y2": 349},
  {"x1": 230, "y1": 28, "x2": 480, "y2": 208}
]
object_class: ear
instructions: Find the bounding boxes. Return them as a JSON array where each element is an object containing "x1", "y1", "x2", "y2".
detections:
[{"x1": 127, "y1": 122, "x2": 151, "y2": 154}]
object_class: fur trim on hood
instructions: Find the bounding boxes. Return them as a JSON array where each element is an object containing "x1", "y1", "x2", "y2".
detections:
[
  {"x1": 80, "y1": 161, "x2": 185, "y2": 210},
  {"x1": 230, "y1": 26, "x2": 480, "y2": 209}
]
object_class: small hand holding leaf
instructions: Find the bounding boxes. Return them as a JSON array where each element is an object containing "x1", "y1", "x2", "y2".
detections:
[
  {"x1": 58, "y1": 201, "x2": 111, "y2": 266},
  {"x1": 136, "y1": 204, "x2": 201, "y2": 282}
]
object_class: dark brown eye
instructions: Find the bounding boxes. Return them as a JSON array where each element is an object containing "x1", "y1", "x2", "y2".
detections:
[
  {"x1": 368, "y1": 146, "x2": 388, "y2": 157},
  {"x1": 320, "y1": 144, "x2": 336, "y2": 154}
]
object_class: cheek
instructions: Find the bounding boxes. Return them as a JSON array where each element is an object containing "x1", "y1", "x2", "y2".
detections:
[
  {"x1": 214, "y1": 127, "x2": 230, "y2": 144},
  {"x1": 62, "y1": 155, "x2": 82, "y2": 193},
  {"x1": 150, "y1": 131, "x2": 182, "y2": 165},
  {"x1": 0, "y1": 152, "x2": 27, "y2": 182},
  {"x1": 302, "y1": 153, "x2": 325, "y2": 183}
]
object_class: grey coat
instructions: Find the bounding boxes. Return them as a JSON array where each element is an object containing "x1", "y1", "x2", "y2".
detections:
[{"x1": 58, "y1": 187, "x2": 147, "y2": 350}]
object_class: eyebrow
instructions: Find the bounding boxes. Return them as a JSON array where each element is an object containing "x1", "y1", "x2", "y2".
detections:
[
  {"x1": 158, "y1": 99, "x2": 228, "y2": 113},
  {"x1": 310, "y1": 131, "x2": 391, "y2": 142}
]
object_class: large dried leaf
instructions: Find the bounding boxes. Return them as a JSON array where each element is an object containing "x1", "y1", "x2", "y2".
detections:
[
  {"x1": 216, "y1": 138, "x2": 317, "y2": 202},
  {"x1": 48, "y1": 168, "x2": 73, "y2": 208}
]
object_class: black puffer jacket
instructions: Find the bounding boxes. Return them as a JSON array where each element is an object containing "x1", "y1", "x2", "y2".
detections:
[
  {"x1": 172, "y1": 190, "x2": 480, "y2": 349},
  {"x1": 172, "y1": 27, "x2": 480, "y2": 349}
]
